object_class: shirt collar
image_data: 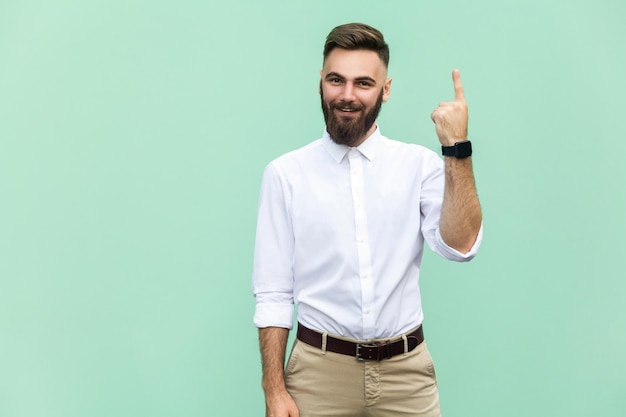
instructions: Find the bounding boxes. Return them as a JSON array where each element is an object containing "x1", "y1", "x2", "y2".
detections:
[{"x1": 322, "y1": 126, "x2": 382, "y2": 163}]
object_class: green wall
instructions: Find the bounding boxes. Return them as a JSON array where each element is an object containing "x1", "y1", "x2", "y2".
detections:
[{"x1": 1, "y1": 1, "x2": 625, "y2": 416}]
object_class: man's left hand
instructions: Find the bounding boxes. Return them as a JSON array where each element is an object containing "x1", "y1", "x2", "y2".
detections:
[{"x1": 431, "y1": 69, "x2": 468, "y2": 147}]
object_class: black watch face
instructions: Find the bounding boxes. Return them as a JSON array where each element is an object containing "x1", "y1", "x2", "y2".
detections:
[{"x1": 456, "y1": 140, "x2": 472, "y2": 157}]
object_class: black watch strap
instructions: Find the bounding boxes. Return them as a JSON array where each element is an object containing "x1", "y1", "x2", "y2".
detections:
[{"x1": 442, "y1": 140, "x2": 472, "y2": 158}]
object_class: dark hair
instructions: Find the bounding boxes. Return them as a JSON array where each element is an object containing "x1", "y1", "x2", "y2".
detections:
[{"x1": 323, "y1": 23, "x2": 389, "y2": 68}]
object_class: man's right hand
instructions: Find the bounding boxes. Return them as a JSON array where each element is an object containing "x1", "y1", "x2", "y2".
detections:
[{"x1": 265, "y1": 389, "x2": 299, "y2": 417}]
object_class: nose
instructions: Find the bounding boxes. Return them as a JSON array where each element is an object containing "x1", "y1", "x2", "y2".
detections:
[{"x1": 339, "y1": 83, "x2": 356, "y2": 102}]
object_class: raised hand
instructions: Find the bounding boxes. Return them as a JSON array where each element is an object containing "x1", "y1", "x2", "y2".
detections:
[{"x1": 430, "y1": 69, "x2": 468, "y2": 147}]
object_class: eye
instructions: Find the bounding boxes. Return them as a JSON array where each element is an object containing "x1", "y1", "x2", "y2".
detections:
[{"x1": 329, "y1": 78, "x2": 343, "y2": 84}]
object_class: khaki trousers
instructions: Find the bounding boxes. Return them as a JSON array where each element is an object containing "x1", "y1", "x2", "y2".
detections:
[{"x1": 284, "y1": 333, "x2": 441, "y2": 417}]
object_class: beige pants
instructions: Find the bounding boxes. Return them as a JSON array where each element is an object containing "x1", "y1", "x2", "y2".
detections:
[{"x1": 285, "y1": 335, "x2": 441, "y2": 417}]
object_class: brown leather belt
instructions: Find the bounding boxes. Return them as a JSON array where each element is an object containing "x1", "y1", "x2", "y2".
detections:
[{"x1": 296, "y1": 323, "x2": 424, "y2": 361}]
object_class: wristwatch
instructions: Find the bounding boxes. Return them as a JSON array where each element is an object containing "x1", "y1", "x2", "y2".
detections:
[{"x1": 441, "y1": 140, "x2": 472, "y2": 158}]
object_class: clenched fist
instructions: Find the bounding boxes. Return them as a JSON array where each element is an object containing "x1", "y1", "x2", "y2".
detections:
[{"x1": 431, "y1": 69, "x2": 468, "y2": 147}]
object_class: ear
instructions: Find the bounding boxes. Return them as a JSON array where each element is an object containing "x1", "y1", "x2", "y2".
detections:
[{"x1": 382, "y1": 77, "x2": 392, "y2": 103}]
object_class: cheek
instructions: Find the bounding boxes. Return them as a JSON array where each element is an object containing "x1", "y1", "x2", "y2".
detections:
[
  {"x1": 321, "y1": 87, "x2": 340, "y2": 104},
  {"x1": 358, "y1": 96, "x2": 375, "y2": 109}
]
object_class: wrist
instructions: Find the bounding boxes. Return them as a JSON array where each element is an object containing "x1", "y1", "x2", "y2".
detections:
[
  {"x1": 262, "y1": 378, "x2": 287, "y2": 395},
  {"x1": 442, "y1": 140, "x2": 472, "y2": 158},
  {"x1": 439, "y1": 136, "x2": 466, "y2": 147}
]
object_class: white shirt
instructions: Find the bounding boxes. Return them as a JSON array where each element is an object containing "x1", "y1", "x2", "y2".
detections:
[{"x1": 252, "y1": 127, "x2": 482, "y2": 340}]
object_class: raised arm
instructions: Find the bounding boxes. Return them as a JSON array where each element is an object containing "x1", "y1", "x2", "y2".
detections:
[{"x1": 430, "y1": 69, "x2": 482, "y2": 253}]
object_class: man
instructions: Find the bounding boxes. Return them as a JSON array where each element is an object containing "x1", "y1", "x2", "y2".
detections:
[{"x1": 252, "y1": 23, "x2": 483, "y2": 417}]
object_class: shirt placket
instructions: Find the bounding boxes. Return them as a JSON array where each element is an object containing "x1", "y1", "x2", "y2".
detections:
[{"x1": 348, "y1": 149, "x2": 375, "y2": 339}]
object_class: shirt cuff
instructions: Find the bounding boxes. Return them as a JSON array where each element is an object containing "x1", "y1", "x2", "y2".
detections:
[
  {"x1": 434, "y1": 223, "x2": 483, "y2": 262},
  {"x1": 253, "y1": 301, "x2": 294, "y2": 329}
]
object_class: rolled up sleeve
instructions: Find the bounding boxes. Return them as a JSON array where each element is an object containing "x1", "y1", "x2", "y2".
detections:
[
  {"x1": 432, "y1": 223, "x2": 483, "y2": 261},
  {"x1": 252, "y1": 162, "x2": 295, "y2": 329}
]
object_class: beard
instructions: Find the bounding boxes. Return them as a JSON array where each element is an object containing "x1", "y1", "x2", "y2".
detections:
[{"x1": 321, "y1": 86, "x2": 384, "y2": 147}]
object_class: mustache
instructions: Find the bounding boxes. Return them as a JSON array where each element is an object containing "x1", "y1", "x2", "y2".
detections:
[{"x1": 330, "y1": 101, "x2": 364, "y2": 111}]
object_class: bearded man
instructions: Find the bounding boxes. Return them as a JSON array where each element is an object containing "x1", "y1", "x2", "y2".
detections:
[{"x1": 252, "y1": 23, "x2": 483, "y2": 417}]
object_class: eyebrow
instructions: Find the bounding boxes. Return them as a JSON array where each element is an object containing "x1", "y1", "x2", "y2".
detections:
[{"x1": 325, "y1": 72, "x2": 376, "y2": 84}]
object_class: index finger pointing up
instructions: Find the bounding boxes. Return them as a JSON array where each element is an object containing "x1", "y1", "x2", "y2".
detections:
[{"x1": 452, "y1": 69, "x2": 465, "y2": 101}]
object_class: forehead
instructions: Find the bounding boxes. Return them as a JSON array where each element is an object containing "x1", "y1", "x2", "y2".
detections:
[{"x1": 322, "y1": 48, "x2": 387, "y2": 80}]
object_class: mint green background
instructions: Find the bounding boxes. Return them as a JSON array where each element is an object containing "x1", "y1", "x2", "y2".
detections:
[{"x1": 1, "y1": 1, "x2": 625, "y2": 416}]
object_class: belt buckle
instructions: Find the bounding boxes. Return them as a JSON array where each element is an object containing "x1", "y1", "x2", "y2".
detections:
[{"x1": 356, "y1": 342, "x2": 380, "y2": 361}]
